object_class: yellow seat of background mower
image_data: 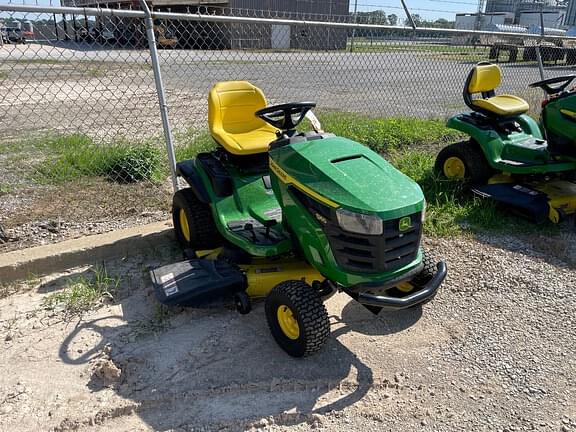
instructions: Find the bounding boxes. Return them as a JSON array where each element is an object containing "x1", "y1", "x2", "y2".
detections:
[
  {"x1": 472, "y1": 95, "x2": 529, "y2": 117},
  {"x1": 467, "y1": 63, "x2": 529, "y2": 117},
  {"x1": 208, "y1": 81, "x2": 278, "y2": 156}
]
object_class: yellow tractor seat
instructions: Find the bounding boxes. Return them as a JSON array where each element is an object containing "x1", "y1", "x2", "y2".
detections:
[
  {"x1": 464, "y1": 62, "x2": 529, "y2": 118},
  {"x1": 472, "y1": 95, "x2": 530, "y2": 117},
  {"x1": 208, "y1": 81, "x2": 278, "y2": 156}
]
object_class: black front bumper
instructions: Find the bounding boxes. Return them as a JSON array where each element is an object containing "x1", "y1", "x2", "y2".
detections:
[{"x1": 344, "y1": 261, "x2": 447, "y2": 310}]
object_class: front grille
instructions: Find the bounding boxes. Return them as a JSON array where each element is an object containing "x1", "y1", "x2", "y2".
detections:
[
  {"x1": 324, "y1": 213, "x2": 421, "y2": 273},
  {"x1": 289, "y1": 186, "x2": 421, "y2": 274}
]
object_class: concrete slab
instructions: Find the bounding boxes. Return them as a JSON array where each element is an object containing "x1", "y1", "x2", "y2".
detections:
[{"x1": 0, "y1": 221, "x2": 174, "y2": 283}]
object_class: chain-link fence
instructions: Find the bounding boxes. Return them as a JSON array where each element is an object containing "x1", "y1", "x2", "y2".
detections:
[{"x1": 1, "y1": 3, "x2": 576, "y2": 252}]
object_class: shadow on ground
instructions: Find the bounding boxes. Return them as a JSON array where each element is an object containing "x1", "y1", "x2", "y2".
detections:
[{"x1": 46, "y1": 256, "x2": 422, "y2": 430}]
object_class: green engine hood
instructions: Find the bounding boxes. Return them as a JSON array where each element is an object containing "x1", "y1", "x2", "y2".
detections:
[{"x1": 270, "y1": 136, "x2": 424, "y2": 218}]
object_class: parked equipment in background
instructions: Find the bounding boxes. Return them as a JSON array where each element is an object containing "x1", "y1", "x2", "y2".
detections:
[
  {"x1": 151, "y1": 81, "x2": 447, "y2": 357},
  {"x1": 153, "y1": 19, "x2": 178, "y2": 48},
  {"x1": 0, "y1": 21, "x2": 31, "y2": 44},
  {"x1": 20, "y1": 20, "x2": 33, "y2": 40},
  {"x1": 436, "y1": 61, "x2": 576, "y2": 223},
  {"x1": 5, "y1": 27, "x2": 24, "y2": 44}
]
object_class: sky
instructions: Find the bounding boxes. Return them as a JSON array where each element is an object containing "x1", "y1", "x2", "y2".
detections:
[
  {"x1": 351, "y1": 0, "x2": 478, "y2": 21},
  {"x1": 7, "y1": 0, "x2": 479, "y2": 22}
]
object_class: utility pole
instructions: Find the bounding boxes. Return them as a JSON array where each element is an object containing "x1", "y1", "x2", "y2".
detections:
[
  {"x1": 474, "y1": 0, "x2": 485, "y2": 31},
  {"x1": 350, "y1": 0, "x2": 358, "y2": 52}
]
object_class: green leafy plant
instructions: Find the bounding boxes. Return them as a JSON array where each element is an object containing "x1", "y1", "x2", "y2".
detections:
[{"x1": 42, "y1": 266, "x2": 121, "y2": 318}]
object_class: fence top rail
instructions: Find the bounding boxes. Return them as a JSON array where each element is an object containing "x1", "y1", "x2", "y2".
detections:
[{"x1": 2, "y1": 2, "x2": 576, "y2": 42}]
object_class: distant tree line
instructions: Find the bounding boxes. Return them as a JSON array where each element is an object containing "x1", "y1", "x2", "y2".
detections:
[{"x1": 348, "y1": 10, "x2": 454, "y2": 35}]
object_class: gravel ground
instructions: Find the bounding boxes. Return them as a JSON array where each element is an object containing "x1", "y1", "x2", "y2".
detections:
[
  {"x1": 0, "y1": 178, "x2": 172, "y2": 253},
  {"x1": 0, "y1": 233, "x2": 574, "y2": 431}
]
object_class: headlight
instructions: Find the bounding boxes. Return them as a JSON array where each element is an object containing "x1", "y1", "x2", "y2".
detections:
[
  {"x1": 421, "y1": 201, "x2": 427, "y2": 223},
  {"x1": 336, "y1": 208, "x2": 383, "y2": 236}
]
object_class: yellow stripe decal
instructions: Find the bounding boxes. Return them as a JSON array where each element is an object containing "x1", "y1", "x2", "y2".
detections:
[
  {"x1": 269, "y1": 158, "x2": 339, "y2": 208},
  {"x1": 560, "y1": 109, "x2": 576, "y2": 120}
]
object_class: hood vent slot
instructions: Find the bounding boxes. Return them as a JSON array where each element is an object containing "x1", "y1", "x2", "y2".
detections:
[{"x1": 331, "y1": 155, "x2": 362, "y2": 164}]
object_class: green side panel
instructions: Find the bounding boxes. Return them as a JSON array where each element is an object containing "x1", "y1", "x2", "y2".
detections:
[
  {"x1": 270, "y1": 136, "x2": 425, "y2": 219},
  {"x1": 275, "y1": 179, "x2": 422, "y2": 287},
  {"x1": 447, "y1": 114, "x2": 576, "y2": 174},
  {"x1": 196, "y1": 162, "x2": 291, "y2": 257},
  {"x1": 447, "y1": 114, "x2": 503, "y2": 165},
  {"x1": 545, "y1": 96, "x2": 576, "y2": 146},
  {"x1": 516, "y1": 114, "x2": 543, "y2": 140}
]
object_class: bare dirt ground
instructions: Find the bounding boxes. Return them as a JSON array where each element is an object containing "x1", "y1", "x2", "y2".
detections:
[{"x1": 1, "y1": 234, "x2": 574, "y2": 432}]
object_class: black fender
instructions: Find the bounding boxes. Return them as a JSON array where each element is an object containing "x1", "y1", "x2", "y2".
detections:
[{"x1": 176, "y1": 159, "x2": 210, "y2": 203}]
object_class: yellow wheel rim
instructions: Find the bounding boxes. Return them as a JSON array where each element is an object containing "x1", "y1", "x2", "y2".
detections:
[
  {"x1": 179, "y1": 209, "x2": 191, "y2": 242},
  {"x1": 277, "y1": 305, "x2": 300, "y2": 340},
  {"x1": 443, "y1": 157, "x2": 466, "y2": 179}
]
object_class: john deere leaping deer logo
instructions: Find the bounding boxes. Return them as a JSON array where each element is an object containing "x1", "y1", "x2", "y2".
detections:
[{"x1": 399, "y1": 216, "x2": 412, "y2": 232}]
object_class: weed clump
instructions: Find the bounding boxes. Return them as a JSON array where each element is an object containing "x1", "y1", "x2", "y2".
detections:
[
  {"x1": 106, "y1": 143, "x2": 162, "y2": 182},
  {"x1": 37, "y1": 134, "x2": 162, "y2": 184},
  {"x1": 42, "y1": 266, "x2": 120, "y2": 319}
]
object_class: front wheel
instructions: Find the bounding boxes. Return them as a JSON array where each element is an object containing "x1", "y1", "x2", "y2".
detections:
[
  {"x1": 435, "y1": 140, "x2": 493, "y2": 185},
  {"x1": 410, "y1": 249, "x2": 439, "y2": 307},
  {"x1": 265, "y1": 280, "x2": 330, "y2": 357},
  {"x1": 412, "y1": 249, "x2": 437, "y2": 287}
]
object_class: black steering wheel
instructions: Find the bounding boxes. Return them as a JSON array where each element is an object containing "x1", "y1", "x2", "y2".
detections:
[
  {"x1": 529, "y1": 75, "x2": 576, "y2": 95},
  {"x1": 255, "y1": 102, "x2": 316, "y2": 131}
]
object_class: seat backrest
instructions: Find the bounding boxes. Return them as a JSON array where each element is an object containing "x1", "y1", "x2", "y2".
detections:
[
  {"x1": 208, "y1": 81, "x2": 270, "y2": 135},
  {"x1": 466, "y1": 63, "x2": 502, "y2": 94}
]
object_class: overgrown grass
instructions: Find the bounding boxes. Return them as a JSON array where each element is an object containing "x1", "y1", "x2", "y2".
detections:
[
  {"x1": 0, "y1": 71, "x2": 8, "y2": 80},
  {"x1": 389, "y1": 150, "x2": 558, "y2": 237},
  {"x1": 174, "y1": 129, "x2": 216, "y2": 161},
  {"x1": 37, "y1": 134, "x2": 163, "y2": 184},
  {"x1": 42, "y1": 266, "x2": 120, "y2": 318},
  {"x1": 316, "y1": 112, "x2": 462, "y2": 152}
]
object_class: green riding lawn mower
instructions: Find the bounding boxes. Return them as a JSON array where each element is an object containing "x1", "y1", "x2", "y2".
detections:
[
  {"x1": 436, "y1": 61, "x2": 576, "y2": 223},
  {"x1": 150, "y1": 81, "x2": 447, "y2": 357}
]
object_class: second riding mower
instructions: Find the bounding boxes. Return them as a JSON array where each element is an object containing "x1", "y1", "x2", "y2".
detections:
[
  {"x1": 436, "y1": 61, "x2": 576, "y2": 223},
  {"x1": 151, "y1": 81, "x2": 447, "y2": 357}
]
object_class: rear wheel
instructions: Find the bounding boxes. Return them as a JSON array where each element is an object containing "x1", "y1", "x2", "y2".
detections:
[
  {"x1": 265, "y1": 280, "x2": 330, "y2": 357},
  {"x1": 172, "y1": 188, "x2": 223, "y2": 250},
  {"x1": 435, "y1": 140, "x2": 493, "y2": 185}
]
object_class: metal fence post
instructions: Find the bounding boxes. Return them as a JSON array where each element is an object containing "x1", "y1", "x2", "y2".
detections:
[
  {"x1": 140, "y1": 0, "x2": 179, "y2": 192},
  {"x1": 536, "y1": 6, "x2": 546, "y2": 82}
]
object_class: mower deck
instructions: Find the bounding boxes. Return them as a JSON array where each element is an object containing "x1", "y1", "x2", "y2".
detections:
[
  {"x1": 151, "y1": 248, "x2": 445, "y2": 312},
  {"x1": 151, "y1": 252, "x2": 325, "y2": 307},
  {"x1": 473, "y1": 177, "x2": 576, "y2": 223}
]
